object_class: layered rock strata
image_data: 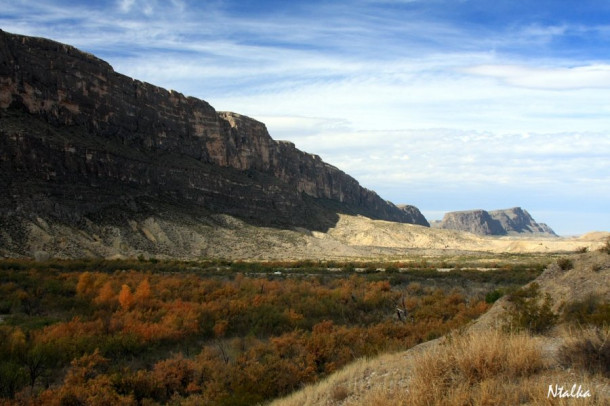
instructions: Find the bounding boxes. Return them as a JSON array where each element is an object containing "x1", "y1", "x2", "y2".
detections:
[{"x1": 0, "y1": 29, "x2": 427, "y2": 257}]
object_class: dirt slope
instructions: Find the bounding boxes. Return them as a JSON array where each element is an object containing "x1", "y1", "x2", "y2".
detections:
[{"x1": 2, "y1": 213, "x2": 607, "y2": 260}]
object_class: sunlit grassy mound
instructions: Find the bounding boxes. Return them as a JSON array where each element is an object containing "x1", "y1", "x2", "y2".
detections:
[{"x1": 361, "y1": 328, "x2": 607, "y2": 406}]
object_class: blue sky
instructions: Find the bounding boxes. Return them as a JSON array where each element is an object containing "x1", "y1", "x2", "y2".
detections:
[{"x1": 1, "y1": 0, "x2": 609, "y2": 235}]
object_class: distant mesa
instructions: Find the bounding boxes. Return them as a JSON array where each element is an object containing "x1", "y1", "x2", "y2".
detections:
[{"x1": 431, "y1": 207, "x2": 557, "y2": 237}]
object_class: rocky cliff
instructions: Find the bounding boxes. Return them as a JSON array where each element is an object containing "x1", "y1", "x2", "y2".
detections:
[
  {"x1": 397, "y1": 204, "x2": 430, "y2": 227},
  {"x1": 488, "y1": 207, "x2": 556, "y2": 235},
  {"x1": 0, "y1": 29, "x2": 427, "y2": 257},
  {"x1": 432, "y1": 207, "x2": 557, "y2": 236}
]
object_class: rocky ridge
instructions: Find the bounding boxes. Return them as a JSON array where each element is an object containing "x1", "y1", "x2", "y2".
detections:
[
  {"x1": 0, "y1": 30, "x2": 427, "y2": 257},
  {"x1": 432, "y1": 207, "x2": 557, "y2": 236}
]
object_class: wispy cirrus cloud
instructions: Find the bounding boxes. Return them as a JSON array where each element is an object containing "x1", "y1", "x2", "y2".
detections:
[{"x1": 466, "y1": 64, "x2": 610, "y2": 90}]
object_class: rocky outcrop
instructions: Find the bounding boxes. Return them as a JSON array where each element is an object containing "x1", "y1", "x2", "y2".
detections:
[
  {"x1": 397, "y1": 204, "x2": 430, "y2": 227},
  {"x1": 433, "y1": 207, "x2": 557, "y2": 236},
  {"x1": 488, "y1": 207, "x2": 557, "y2": 236},
  {"x1": 433, "y1": 209, "x2": 505, "y2": 235},
  {"x1": 0, "y1": 29, "x2": 427, "y2": 257}
]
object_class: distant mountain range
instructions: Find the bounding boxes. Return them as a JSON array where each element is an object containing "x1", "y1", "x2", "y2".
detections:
[{"x1": 430, "y1": 207, "x2": 557, "y2": 237}]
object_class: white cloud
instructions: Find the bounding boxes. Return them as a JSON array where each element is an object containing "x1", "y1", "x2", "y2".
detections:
[
  {"x1": 118, "y1": 0, "x2": 136, "y2": 13},
  {"x1": 466, "y1": 64, "x2": 610, "y2": 90},
  {"x1": 270, "y1": 128, "x2": 610, "y2": 215}
]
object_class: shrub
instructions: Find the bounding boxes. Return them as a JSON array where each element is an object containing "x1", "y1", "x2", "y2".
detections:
[
  {"x1": 562, "y1": 294, "x2": 610, "y2": 327},
  {"x1": 485, "y1": 289, "x2": 503, "y2": 304},
  {"x1": 506, "y1": 283, "x2": 557, "y2": 334},
  {"x1": 558, "y1": 327, "x2": 610, "y2": 377},
  {"x1": 330, "y1": 384, "x2": 349, "y2": 402},
  {"x1": 385, "y1": 265, "x2": 399, "y2": 274},
  {"x1": 600, "y1": 238, "x2": 610, "y2": 254},
  {"x1": 556, "y1": 257, "x2": 573, "y2": 271}
]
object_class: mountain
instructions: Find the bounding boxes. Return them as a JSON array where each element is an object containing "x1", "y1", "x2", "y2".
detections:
[
  {"x1": 397, "y1": 204, "x2": 430, "y2": 227},
  {"x1": 0, "y1": 29, "x2": 429, "y2": 257},
  {"x1": 431, "y1": 207, "x2": 557, "y2": 236},
  {"x1": 488, "y1": 207, "x2": 556, "y2": 235}
]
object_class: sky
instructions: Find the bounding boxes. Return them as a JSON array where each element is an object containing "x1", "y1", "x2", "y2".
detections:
[{"x1": 1, "y1": 0, "x2": 609, "y2": 235}]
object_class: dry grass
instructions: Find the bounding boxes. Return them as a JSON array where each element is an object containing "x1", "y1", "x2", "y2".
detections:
[
  {"x1": 400, "y1": 330, "x2": 545, "y2": 405},
  {"x1": 268, "y1": 348, "x2": 419, "y2": 406},
  {"x1": 341, "y1": 329, "x2": 609, "y2": 406},
  {"x1": 558, "y1": 326, "x2": 610, "y2": 378}
]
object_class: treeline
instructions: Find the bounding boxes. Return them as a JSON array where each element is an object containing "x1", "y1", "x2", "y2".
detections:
[
  {"x1": 0, "y1": 261, "x2": 494, "y2": 405},
  {"x1": 0, "y1": 256, "x2": 549, "y2": 275}
]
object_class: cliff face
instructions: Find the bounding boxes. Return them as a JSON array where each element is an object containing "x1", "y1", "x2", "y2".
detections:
[
  {"x1": 397, "y1": 205, "x2": 430, "y2": 227},
  {"x1": 0, "y1": 29, "x2": 427, "y2": 251},
  {"x1": 488, "y1": 207, "x2": 557, "y2": 236},
  {"x1": 434, "y1": 209, "x2": 505, "y2": 236},
  {"x1": 432, "y1": 207, "x2": 557, "y2": 236}
]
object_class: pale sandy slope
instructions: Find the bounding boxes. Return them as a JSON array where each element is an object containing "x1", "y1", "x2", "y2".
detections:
[
  {"x1": 9, "y1": 213, "x2": 609, "y2": 260},
  {"x1": 320, "y1": 214, "x2": 609, "y2": 257}
]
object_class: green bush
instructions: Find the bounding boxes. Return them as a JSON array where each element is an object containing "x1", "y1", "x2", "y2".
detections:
[
  {"x1": 485, "y1": 289, "x2": 504, "y2": 304},
  {"x1": 0, "y1": 361, "x2": 27, "y2": 398},
  {"x1": 507, "y1": 283, "x2": 557, "y2": 334}
]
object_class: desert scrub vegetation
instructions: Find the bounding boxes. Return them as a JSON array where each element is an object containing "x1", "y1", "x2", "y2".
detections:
[
  {"x1": 506, "y1": 282, "x2": 558, "y2": 334},
  {"x1": 0, "y1": 259, "x2": 494, "y2": 405},
  {"x1": 405, "y1": 330, "x2": 545, "y2": 405},
  {"x1": 558, "y1": 326, "x2": 610, "y2": 378},
  {"x1": 561, "y1": 294, "x2": 610, "y2": 327},
  {"x1": 599, "y1": 237, "x2": 610, "y2": 254},
  {"x1": 360, "y1": 328, "x2": 608, "y2": 406},
  {"x1": 273, "y1": 252, "x2": 610, "y2": 406}
]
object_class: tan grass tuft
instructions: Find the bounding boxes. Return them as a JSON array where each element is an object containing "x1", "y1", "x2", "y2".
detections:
[
  {"x1": 558, "y1": 325, "x2": 610, "y2": 377},
  {"x1": 365, "y1": 329, "x2": 547, "y2": 406}
]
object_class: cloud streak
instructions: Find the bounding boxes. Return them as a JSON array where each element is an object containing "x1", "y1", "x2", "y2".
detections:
[{"x1": 466, "y1": 64, "x2": 610, "y2": 90}]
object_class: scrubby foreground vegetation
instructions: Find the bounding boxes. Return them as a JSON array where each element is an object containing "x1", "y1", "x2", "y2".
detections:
[
  {"x1": 0, "y1": 256, "x2": 550, "y2": 405},
  {"x1": 273, "y1": 248, "x2": 610, "y2": 406},
  {"x1": 358, "y1": 326, "x2": 609, "y2": 405}
]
